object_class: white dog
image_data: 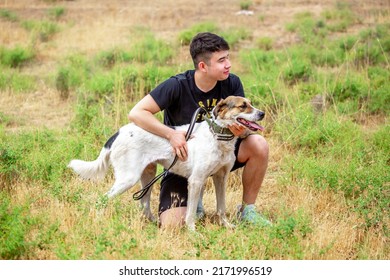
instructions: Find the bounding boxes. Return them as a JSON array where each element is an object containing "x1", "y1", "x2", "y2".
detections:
[{"x1": 68, "y1": 96, "x2": 264, "y2": 230}]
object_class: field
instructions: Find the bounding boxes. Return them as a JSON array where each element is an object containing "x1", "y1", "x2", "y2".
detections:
[{"x1": 0, "y1": 0, "x2": 389, "y2": 260}]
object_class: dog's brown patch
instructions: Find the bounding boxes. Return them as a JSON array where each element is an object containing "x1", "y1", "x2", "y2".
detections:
[{"x1": 213, "y1": 96, "x2": 254, "y2": 120}]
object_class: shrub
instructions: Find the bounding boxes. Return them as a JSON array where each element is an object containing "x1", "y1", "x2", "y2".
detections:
[
  {"x1": 54, "y1": 54, "x2": 92, "y2": 92},
  {"x1": 285, "y1": 12, "x2": 327, "y2": 44},
  {"x1": 339, "y1": 35, "x2": 358, "y2": 51},
  {"x1": 48, "y1": 6, "x2": 65, "y2": 20},
  {"x1": 95, "y1": 49, "x2": 124, "y2": 68},
  {"x1": 367, "y1": 67, "x2": 390, "y2": 114},
  {"x1": 321, "y1": 3, "x2": 357, "y2": 32},
  {"x1": 178, "y1": 22, "x2": 219, "y2": 45},
  {"x1": 0, "y1": 9, "x2": 18, "y2": 22},
  {"x1": 256, "y1": 37, "x2": 273, "y2": 51},
  {"x1": 239, "y1": 1, "x2": 252, "y2": 10},
  {"x1": 282, "y1": 58, "x2": 312, "y2": 85},
  {"x1": 126, "y1": 32, "x2": 173, "y2": 64},
  {"x1": 0, "y1": 146, "x2": 20, "y2": 190},
  {"x1": 330, "y1": 73, "x2": 368, "y2": 102},
  {"x1": 138, "y1": 64, "x2": 175, "y2": 94},
  {"x1": 367, "y1": 83, "x2": 390, "y2": 114},
  {"x1": 0, "y1": 46, "x2": 34, "y2": 68},
  {"x1": 85, "y1": 71, "x2": 116, "y2": 96},
  {"x1": 55, "y1": 67, "x2": 70, "y2": 99},
  {"x1": 0, "y1": 193, "x2": 35, "y2": 259},
  {"x1": 339, "y1": 25, "x2": 390, "y2": 67},
  {"x1": 220, "y1": 28, "x2": 251, "y2": 48},
  {"x1": 21, "y1": 20, "x2": 60, "y2": 42}
]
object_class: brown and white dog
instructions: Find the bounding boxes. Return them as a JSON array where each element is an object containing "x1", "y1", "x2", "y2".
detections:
[{"x1": 68, "y1": 96, "x2": 264, "y2": 230}]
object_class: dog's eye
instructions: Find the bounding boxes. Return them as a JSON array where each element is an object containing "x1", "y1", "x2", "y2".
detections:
[{"x1": 239, "y1": 103, "x2": 247, "y2": 109}]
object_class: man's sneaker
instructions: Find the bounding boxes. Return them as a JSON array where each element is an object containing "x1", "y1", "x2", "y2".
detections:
[{"x1": 237, "y1": 204, "x2": 272, "y2": 227}]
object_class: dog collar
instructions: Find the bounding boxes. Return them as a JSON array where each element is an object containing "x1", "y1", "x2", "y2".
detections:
[{"x1": 205, "y1": 118, "x2": 235, "y2": 141}]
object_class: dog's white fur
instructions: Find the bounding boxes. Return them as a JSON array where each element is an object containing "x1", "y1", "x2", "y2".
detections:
[{"x1": 68, "y1": 96, "x2": 264, "y2": 230}]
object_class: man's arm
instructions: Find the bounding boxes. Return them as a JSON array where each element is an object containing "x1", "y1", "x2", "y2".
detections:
[{"x1": 128, "y1": 94, "x2": 189, "y2": 161}]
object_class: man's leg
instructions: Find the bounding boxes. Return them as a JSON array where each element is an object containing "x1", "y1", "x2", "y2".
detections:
[
  {"x1": 158, "y1": 173, "x2": 188, "y2": 228},
  {"x1": 236, "y1": 134, "x2": 271, "y2": 226},
  {"x1": 237, "y1": 134, "x2": 269, "y2": 205},
  {"x1": 159, "y1": 207, "x2": 187, "y2": 227}
]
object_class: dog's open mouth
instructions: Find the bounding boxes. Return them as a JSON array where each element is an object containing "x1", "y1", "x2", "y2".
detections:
[{"x1": 237, "y1": 118, "x2": 264, "y2": 131}]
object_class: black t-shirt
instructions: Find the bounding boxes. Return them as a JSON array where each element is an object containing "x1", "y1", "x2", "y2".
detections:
[{"x1": 149, "y1": 70, "x2": 245, "y2": 126}]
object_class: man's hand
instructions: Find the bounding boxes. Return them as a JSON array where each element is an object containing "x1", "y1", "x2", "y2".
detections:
[
  {"x1": 167, "y1": 130, "x2": 188, "y2": 161},
  {"x1": 228, "y1": 123, "x2": 247, "y2": 137}
]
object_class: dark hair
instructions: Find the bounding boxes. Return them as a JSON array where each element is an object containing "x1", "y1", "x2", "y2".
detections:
[{"x1": 189, "y1": 32, "x2": 230, "y2": 68}]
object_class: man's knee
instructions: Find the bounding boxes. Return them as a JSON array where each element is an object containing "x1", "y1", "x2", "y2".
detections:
[
  {"x1": 238, "y1": 135, "x2": 269, "y2": 163},
  {"x1": 248, "y1": 135, "x2": 268, "y2": 156},
  {"x1": 255, "y1": 135, "x2": 269, "y2": 159}
]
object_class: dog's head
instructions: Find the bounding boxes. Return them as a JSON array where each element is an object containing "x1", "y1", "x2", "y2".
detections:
[{"x1": 212, "y1": 96, "x2": 265, "y2": 131}]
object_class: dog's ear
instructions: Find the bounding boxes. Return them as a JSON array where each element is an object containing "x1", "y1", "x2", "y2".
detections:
[{"x1": 213, "y1": 98, "x2": 227, "y2": 119}]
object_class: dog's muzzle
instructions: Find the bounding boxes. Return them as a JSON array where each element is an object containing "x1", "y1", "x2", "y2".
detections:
[{"x1": 236, "y1": 110, "x2": 265, "y2": 131}]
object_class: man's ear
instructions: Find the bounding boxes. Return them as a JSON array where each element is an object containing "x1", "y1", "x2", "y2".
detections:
[{"x1": 198, "y1": 61, "x2": 207, "y2": 72}]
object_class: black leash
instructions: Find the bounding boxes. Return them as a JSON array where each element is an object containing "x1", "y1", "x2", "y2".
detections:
[{"x1": 132, "y1": 107, "x2": 209, "y2": 201}]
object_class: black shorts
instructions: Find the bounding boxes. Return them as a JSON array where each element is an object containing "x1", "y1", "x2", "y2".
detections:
[{"x1": 158, "y1": 138, "x2": 245, "y2": 215}]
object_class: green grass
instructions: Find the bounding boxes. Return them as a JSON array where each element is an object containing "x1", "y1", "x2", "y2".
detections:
[
  {"x1": 0, "y1": 9, "x2": 19, "y2": 22},
  {"x1": 0, "y1": 67, "x2": 36, "y2": 92},
  {"x1": 48, "y1": 6, "x2": 65, "y2": 20},
  {"x1": 127, "y1": 30, "x2": 174, "y2": 64},
  {"x1": 178, "y1": 22, "x2": 251, "y2": 48},
  {"x1": 0, "y1": 46, "x2": 35, "y2": 68},
  {"x1": 21, "y1": 19, "x2": 60, "y2": 42}
]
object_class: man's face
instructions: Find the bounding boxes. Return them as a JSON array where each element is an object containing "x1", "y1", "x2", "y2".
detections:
[{"x1": 205, "y1": 50, "x2": 231, "y2": 81}]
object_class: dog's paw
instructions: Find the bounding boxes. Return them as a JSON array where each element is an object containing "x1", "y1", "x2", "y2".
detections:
[
  {"x1": 224, "y1": 221, "x2": 236, "y2": 229},
  {"x1": 186, "y1": 223, "x2": 196, "y2": 232},
  {"x1": 142, "y1": 212, "x2": 156, "y2": 222}
]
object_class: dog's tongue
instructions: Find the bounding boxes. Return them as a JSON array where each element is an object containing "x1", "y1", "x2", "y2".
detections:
[{"x1": 237, "y1": 118, "x2": 264, "y2": 131}]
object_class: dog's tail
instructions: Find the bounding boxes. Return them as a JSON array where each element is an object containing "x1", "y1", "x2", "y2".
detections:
[
  {"x1": 68, "y1": 147, "x2": 110, "y2": 181},
  {"x1": 68, "y1": 132, "x2": 119, "y2": 181}
]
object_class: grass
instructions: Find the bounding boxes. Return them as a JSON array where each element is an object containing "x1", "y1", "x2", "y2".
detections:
[
  {"x1": 178, "y1": 22, "x2": 251, "y2": 48},
  {"x1": 0, "y1": 0, "x2": 389, "y2": 260},
  {"x1": 0, "y1": 46, "x2": 35, "y2": 68}
]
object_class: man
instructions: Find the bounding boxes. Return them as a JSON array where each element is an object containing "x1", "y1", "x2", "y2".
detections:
[{"x1": 128, "y1": 32, "x2": 270, "y2": 227}]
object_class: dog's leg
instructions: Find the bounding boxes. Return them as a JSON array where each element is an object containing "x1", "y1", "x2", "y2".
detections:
[
  {"x1": 185, "y1": 175, "x2": 206, "y2": 231},
  {"x1": 105, "y1": 174, "x2": 141, "y2": 198},
  {"x1": 105, "y1": 159, "x2": 145, "y2": 198},
  {"x1": 213, "y1": 168, "x2": 234, "y2": 228},
  {"x1": 139, "y1": 163, "x2": 157, "y2": 221}
]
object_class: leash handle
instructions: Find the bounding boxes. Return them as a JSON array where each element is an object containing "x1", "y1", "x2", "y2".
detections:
[{"x1": 132, "y1": 107, "x2": 208, "y2": 201}]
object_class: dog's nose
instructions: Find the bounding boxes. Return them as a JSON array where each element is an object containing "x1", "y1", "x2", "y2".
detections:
[{"x1": 258, "y1": 111, "x2": 265, "y2": 120}]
